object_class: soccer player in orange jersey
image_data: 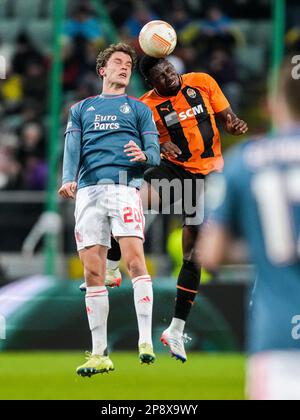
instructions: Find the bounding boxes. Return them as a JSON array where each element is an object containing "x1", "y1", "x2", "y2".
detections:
[{"x1": 107, "y1": 56, "x2": 248, "y2": 362}]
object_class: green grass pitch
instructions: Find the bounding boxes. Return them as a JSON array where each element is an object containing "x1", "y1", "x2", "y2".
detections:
[{"x1": 0, "y1": 352, "x2": 245, "y2": 400}]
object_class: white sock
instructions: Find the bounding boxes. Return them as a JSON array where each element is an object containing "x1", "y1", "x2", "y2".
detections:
[
  {"x1": 85, "y1": 286, "x2": 109, "y2": 356},
  {"x1": 132, "y1": 275, "x2": 153, "y2": 346},
  {"x1": 106, "y1": 259, "x2": 120, "y2": 270},
  {"x1": 169, "y1": 317, "x2": 185, "y2": 335}
]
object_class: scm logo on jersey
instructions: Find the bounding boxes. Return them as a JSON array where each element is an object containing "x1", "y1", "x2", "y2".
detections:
[{"x1": 179, "y1": 104, "x2": 204, "y2": 121}]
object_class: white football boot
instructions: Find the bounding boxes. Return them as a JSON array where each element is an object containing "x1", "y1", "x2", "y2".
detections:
[
  {"x1": 160, "y1": 328, "x2": 192, "y2": 363},
  {"x1": 79, "y1": 267, "x2": 122, "y2": 292}
]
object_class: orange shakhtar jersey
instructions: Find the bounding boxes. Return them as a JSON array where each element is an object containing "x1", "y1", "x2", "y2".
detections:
[{"x1": 140, "y1": 72, "x2": 230, "y2": 175}]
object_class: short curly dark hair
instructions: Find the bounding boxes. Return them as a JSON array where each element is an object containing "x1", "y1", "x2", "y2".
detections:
[
  {"x1": 96, "y1": 43, "x2": 137, "y2": 78},
  {"x1": 139, "y1": 55, "x2": 163, "y2": 80}
]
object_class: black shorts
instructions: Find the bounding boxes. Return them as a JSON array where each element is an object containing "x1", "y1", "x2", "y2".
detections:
[{"x1": 144, "y1": 160, "x2": 205, "y2": 226}]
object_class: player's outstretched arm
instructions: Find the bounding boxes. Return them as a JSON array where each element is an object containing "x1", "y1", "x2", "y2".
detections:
[
  {"x1": 217, "y1": 107, "x2": 248, "y2": 136},
  {"x1": 58, "y1": 130, "x2": 81, "y2": 199}
]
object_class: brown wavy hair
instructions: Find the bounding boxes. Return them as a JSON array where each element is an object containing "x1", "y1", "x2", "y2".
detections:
[{"x1": 96, "y1": 43, "x2": 137, "y2": 79}]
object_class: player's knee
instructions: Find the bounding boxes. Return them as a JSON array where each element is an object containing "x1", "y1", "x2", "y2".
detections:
[
  {"x1": 181, "y1": 259, "x2": 200, "y2": 276},
  {"x1": 183, "y1": 240, "x2": 199, "y2": 263},
  {"x1": 84, "y1": 264, "x2": 105, "y2": 285},
  {"x1": 183, "y1": 242, "x2": 198, "y2": 262},
  {"x1": 125, "y1": 256, "x2": 146, "y2": 278}
]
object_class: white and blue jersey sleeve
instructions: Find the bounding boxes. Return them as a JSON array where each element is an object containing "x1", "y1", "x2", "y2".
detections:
[
  {"x1": 136, "y1": 102, "x2": 160, "y2": 167},
  {"x1": 62, "y1": 103, "x2": 83, "y2": 184},
  {"x1": 65, "y1": 102, "x2": 82, "y2": 134}
]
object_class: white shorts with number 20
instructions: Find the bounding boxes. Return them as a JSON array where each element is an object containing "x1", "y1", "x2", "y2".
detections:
[{"x1": 74, "y1": 184, "x2": 145, "y2": 251}]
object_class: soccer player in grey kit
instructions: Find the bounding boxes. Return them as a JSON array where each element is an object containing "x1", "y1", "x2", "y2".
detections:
[
  {"x1": 59, "y1": 43, "x2": 160, "y2": 376},
  {"x1": 199, "y1": 59, "x2": 300, "y2": 399}
]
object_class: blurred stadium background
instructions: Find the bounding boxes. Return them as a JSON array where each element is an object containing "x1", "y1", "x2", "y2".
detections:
[{"x1": 0, "y1": 0, "x2": 299, "y2": 400}]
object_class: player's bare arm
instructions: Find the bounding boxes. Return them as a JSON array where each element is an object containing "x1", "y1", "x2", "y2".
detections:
[
  {"x1": 217, "y1": 107, "x2": 248, "y2": 135},
  {"x1": 160, "y1": 141, "x2": 182, "y2": 159}
]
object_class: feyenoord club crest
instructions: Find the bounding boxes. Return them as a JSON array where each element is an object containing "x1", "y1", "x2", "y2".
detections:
[
  {"x1": 187, "y1": 88, "x2": 197, "y2": 99},
  {"x1": 120, "y1": 103, "x2": 131, "y2": 114}
]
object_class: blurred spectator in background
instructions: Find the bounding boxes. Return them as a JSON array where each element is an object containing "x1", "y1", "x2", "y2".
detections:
[
  {"x1": 121, "y1": 2, "x2": 160, "y2": 52},
  {"x1": 170, "y1": 6, "x2": 193, "y2": 33},
  {"x1": 62, "y1": 28, "x2": 102, "y2": 92},
  {"x1": 22, "y1": 60, "x2": 48, "y2": 112},
  {"x1": 202, "y1": 5, "x2": 232, "y2": 35},
  {"x1": 0, "y1": 132, "x2": 22, "y2": 190},
  {"x1": 64, "y1": 4, "x2": 104, "y2": 43},
  {"x1": 17, "y1": 122, "x2": 47, "y2": 190},
  {"x1": 206, "y1": 48, "x2": 241, "y2": 111},
  {"x1": 105, "y1": 0, "x2": 133, "y2": 27},
  {"x1": 0, "y1": 69, "x2": 23, "y2": 111},
  {"x1": 286, "y1": 26, "x2": 300, "y2": 53},
  {"x1": 123, "y1": 4, "x2": 159, "y2": 38},
  {"x1": 62, "y1": 38, "x2": 81, "y2": 91},
  {"x1": 75, "y1": 80, "x2": 100, "y2": 102},
  {"x1": 286, "y1": 1, "x2": 300, "y2": 52},
  {"x1": 17, "y1": 99, "x2": 42, "y2": 129},
  {"x1": 196, "y1": 5, "x2": 236, "y2": 53},
  {"x1": 18, "y1": 122, "x2": 45, "y2": 162},
  {"x1": 11, "y1": 32, "x2": 45, "y2": 76}
]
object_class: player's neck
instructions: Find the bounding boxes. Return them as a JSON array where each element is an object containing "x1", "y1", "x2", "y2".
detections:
[
  {"x1": 102, "y1": 81, "x2": 127, "y2": 96},
  {"x1": 102, "y1": 87, "x2": 126, "y2": 95}
]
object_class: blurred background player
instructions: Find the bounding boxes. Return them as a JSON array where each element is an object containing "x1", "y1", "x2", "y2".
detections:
[
  {"x1": 59, "y1": 43, "x2": 160, "y2": 376},
  {"x1": 103, "y1": 56, "x2": 248, "y2": 362},
  {"x1": 198, "y1": 58, "x2": 300, "y2": 400}
]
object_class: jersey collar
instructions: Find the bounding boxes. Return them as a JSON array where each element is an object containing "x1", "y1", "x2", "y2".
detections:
[{"x1": 100, "y1": 93, "x2": 128, "y2": 99}]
